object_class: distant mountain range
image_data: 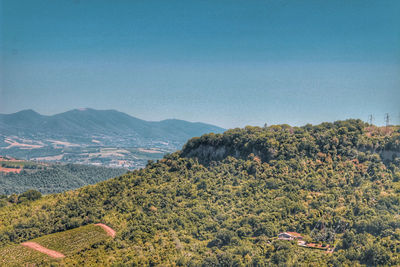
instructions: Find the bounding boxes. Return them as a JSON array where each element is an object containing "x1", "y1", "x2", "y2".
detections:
[
  {"x1": 0, "y1": 109, "x2": 225, "y2": 168},
  {"x1": 0, "y1": 108, "x2": 225, "y2": 146}
]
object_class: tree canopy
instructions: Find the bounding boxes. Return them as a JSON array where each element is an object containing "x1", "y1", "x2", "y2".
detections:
[{"x1": 0, "y1": 120, "x2": 399, "y2": 266}]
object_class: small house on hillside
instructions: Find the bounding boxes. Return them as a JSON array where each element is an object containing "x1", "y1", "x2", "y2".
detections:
[
  {"x1": 277, "y1": 232, "x2": 334, "y2": 253},
  {"x1": 278, "y1": 232, "x2": 303, "y2": 241}
]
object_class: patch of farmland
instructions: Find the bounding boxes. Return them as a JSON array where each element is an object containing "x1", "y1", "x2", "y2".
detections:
[{"x1": 32, "y1": 224, "x2": 112, "y2": 256}]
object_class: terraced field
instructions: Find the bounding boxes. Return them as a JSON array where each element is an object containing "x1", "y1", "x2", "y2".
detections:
[
  {"x1": 0, "y1": 224, "x2": 114, "y2": 266},
  {"x1": 0, "y1": 244, "x2": 54, "y2": 266}
]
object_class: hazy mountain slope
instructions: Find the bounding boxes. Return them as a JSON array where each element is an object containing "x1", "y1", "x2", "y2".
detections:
[
  {"x1": 44, "y1": 109, "x2": 151, "y2": 137},
  {"x1": 0, "y1": 110, "x2": 46, "y2": 136},
  {"x1": 0, "y1": 108, "x2": 225, "y2": 145},
  {"x1": 0, "y1": 120, "x2": 399, "y2": 266},
  {"x1": 151, "y1": 118, "x2": 226, "y2": 141},
  {"x1": 0, "y1": 109, "x2": 225, "y2": 168}
]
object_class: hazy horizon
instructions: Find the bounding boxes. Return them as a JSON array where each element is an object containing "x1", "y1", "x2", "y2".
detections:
[
  {"x1": 2, "y1": 107, "x2": 399, "y2": 130},
  {"x1": 1, "y1": 0, "x2": 399, "y2": 128}
]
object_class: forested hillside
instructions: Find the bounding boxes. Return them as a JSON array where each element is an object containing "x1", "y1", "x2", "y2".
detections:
[
  {"x1": 0, "y1": 162, "x2": 126, "y2": 194},
  {"x1": 0, "y1": 120, "x2": 399, "y2": 266}
]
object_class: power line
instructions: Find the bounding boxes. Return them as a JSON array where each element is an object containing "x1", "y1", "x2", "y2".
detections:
[
  {"x1": 368, "y1": 114, "x2": 374, "y2": 125},
  {"x1": 398, "y1": 112, "x2": 400, "y2": 126},
  {"x1": 385, "y1": 113, "x2": 390, "y2": 127}
]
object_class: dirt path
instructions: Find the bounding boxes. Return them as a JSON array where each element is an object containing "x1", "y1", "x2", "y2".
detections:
[
  {"x1": 95, "y1": 223, "x2": 116, "y2": 238},
  {"x1": 21, "y1": 242, "x2": 65, "y2": 258}
]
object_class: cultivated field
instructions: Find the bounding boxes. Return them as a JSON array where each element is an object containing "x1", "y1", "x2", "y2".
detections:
[
  {"x1": 0, "y1": 243, "x2": 55, "y2": 266},
  {"x1": 29, "y1": 224, "x2": 112, "y2": 256},
  {"x1": 0, "y1": 224, "x2": 114, "y2": 266}
]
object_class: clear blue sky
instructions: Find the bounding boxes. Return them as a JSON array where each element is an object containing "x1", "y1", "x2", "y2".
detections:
[{"x1": 1, "y1": 0, "x2": 399, "y2": 128}]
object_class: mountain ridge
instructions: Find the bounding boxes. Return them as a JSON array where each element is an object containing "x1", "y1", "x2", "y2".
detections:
[
  {"x1": 1, "y1": 108, "x2": 221, "y2": 126},
  {"x1": 0, "y1": 108, "x2": 225, "y2": 168},
  {"x1": 0, "y1": 108, "x2": 225, "y2": 147}
]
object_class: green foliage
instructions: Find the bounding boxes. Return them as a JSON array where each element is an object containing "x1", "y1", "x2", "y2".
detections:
[
  {"x1": 18, "y1": 189, "x2": 42, "y2": 203},
  {"x1": 0, "y1": 163, "x2": 126, "y2": 194},
  {"x1": 0, "y1": 120, "x2": 399, "y2": 266}
]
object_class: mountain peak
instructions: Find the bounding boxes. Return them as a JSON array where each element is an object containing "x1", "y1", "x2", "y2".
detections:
[
  {"x1": 76, "y1": 108, "x2": 91, "y2": 111},
  {"x1": 14, "y1": 109, "x2": 41, "y2": 116}
]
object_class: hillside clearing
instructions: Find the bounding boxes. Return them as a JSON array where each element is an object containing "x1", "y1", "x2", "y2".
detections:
[
  {"x1": 0, "y1": 224, "x2": 113, "y2": 266},
  {"x1": 0, "y1": 244, "x2": 55, "y2": 266},
  {"x1": 21, "y1": 242, "x2": 65, "y2": 258},
  {"x1": 95, "y1": 223, "x2": 116, "y2": 238},
  {"x1": 32, "y1": 224, "x2": 112, "y2": 256}
]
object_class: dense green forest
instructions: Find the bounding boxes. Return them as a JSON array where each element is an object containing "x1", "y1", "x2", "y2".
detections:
[
  {"x1": 0, "y1": 120, "x2": 399, "y2": 266},
  {"x1": 0, "y1": 163, "x2": 127, "y2": 194}
]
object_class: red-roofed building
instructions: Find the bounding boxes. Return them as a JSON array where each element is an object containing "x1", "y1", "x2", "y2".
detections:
[{"x1": 278, "y1": 232, "x2": 303, "y2": 241}]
